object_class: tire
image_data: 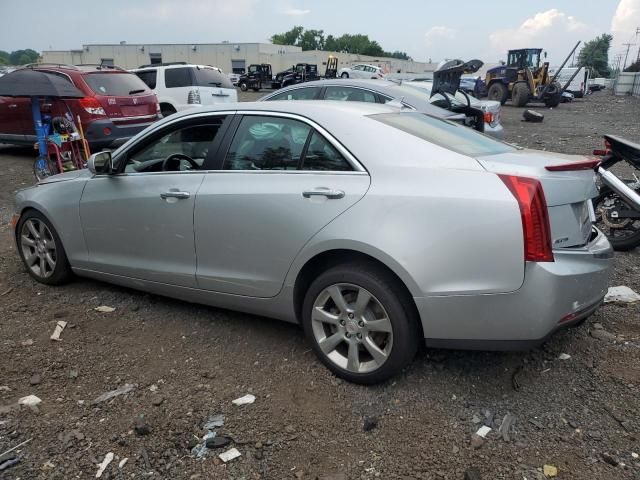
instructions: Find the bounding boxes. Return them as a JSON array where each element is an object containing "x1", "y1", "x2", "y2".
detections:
[
  {"x1": 16, "y1": 210, "x2": 73, "y2": 285},
  {"x1": 594, "y1": 187, "x2": 640, "y2": 251},
  {"x1": 160, "y1": 105, "x2": 176, "y2": 118},
  {"x1": 544, "y1": 82, "x2": 562, "y2": 108},
  {"x1": 341, "y1": 72, "x2": 349, "y2": 79},
  {"x1": 301, "y1": 261, "x2": 420, "y2": 384},
  {"x1": 512, "y1": 82, "x2": 530, "y2": 107},
  {"x1": 487, "y1": 82, "x2": 508, "y2": 105},
  {"x1": 523, "y1": 109, "x2": 544, "y2": 122},
  {"x1": 239, "y1": 82, "x2": 248, "y2": 92}
]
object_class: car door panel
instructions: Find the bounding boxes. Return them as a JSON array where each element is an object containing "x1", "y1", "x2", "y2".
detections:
[
  {"x1": 194, "y1": 172, "x2": 369, "y2": 297},
  {"x1": 79, "y1": 173, "x2": 205, "y2": 287}
]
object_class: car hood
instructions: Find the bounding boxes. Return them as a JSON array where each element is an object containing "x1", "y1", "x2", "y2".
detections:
[
  {"x1": 432, "y1": 59, "x2": 483, "y2": 97},
  {"x1": 38, "y1": 169, "x2": 90, "y2": 185}
]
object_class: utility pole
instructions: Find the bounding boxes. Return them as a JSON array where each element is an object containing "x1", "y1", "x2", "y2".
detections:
[
  {"x1": 622, "y1": 43, "x2": 636, "y2": 70},
  {"x1": 636, "y1": 27, "x2": 640, "y2": 64}
]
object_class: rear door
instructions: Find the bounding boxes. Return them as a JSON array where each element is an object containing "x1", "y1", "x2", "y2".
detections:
[
  {"x1": 82, "y1": 71, "x2": 157, "y2": 125},
  {"x1": 194, "y1": 113, "x2": 370, "y2": 297},
  {"x1": 0, "y1": 96, "x2": 29, "y2": 136}
]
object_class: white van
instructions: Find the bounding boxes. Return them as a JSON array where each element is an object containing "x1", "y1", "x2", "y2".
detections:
[
  {"x1": 131, "y1": 63, "x2": 238, "y2": 117},
  {"x1": 548, "y1": 66, "x2": 590, "y2": 98}
]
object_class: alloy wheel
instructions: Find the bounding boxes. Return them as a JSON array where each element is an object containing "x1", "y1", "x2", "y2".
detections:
[
  {"x1": 20, "y1": 218, "x2": 57, "y2": 279},
  {"x1": 311, "y1": 283, "x2": 393, "y2": 374}
]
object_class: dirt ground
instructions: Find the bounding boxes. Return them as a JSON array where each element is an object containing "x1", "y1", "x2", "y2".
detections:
[{"x1": 1, "y1": 91, "x2": 640, "y2": 480}]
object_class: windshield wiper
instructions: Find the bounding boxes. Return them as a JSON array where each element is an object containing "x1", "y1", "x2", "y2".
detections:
[{"x1": 128, "y1": 89, "x2": 145, "y2": 95}]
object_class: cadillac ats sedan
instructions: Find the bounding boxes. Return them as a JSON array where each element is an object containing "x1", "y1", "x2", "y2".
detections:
[{"x1": 12, "y1": 101, "x2": 613, "y2": 384}]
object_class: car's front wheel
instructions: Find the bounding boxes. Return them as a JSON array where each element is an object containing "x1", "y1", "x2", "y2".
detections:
[
  {"x1": 302, "y1": 262, "x2": 419, "y2": 384},
  {"x1": 16, "y1": 210, "x2": 72, "y2": 285},
  {"x1": 341, "y1": 72, "x2": 349, "y2": 79}
]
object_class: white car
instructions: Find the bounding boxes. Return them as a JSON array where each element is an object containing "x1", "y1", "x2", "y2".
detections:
[
  {"x1": 338, "y1": 64, "x2": 385, "y2": 80},
  {"x1": 228, "y1": 73, "x2": 241, "y2": 86},
  {"x1": 131, "y1": 63, "x2": 238, "y2": 117}
]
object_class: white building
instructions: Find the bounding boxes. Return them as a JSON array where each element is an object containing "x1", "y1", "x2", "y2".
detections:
[{"x1": 41, "y1": 42, "x2": 436, "y2": 75}]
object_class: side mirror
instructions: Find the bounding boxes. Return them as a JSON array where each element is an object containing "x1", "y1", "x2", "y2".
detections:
[{"x1": 88, "y1": 150, "x2": 113, "y2": 175}]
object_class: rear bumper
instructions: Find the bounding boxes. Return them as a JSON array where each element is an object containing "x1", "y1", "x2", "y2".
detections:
[
  {"x1": 84, "y1": 117, "x2": 159, "y2": 150},
  {"x1": 484, "y1": 122, "x2": 504, "y2": 140},
  {"x1": 416, "y1": 228, "x2": 613, "y2": 349}
]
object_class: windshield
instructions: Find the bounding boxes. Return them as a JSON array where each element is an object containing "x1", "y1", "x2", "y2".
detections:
[
  {"x1": 371, "y1": 112, "x2": 515, "y2": 157},
  {"x1": 84, "y1": 72, "x2": 150, "y2": 96},
  {"x1": 193, "y1": 67, "x2": 234, "y2": 89}
]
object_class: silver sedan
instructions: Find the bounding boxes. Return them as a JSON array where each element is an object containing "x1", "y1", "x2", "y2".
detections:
[{"x1": 12, "y1": 101, "x2": 612, "y2": 384}]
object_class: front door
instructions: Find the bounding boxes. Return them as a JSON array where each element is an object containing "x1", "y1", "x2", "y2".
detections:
[
  {"x1": 79, "y1": 115, "x2": 229, "y2": 287},
  {"x1": 194, "y1": 113, "x2": 370, "y2": 297}
]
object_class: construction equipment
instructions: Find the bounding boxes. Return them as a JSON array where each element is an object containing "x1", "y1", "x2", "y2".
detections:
[
  {"x1": 485, "y1": 42, "x2": 580, "y2": 108},
  {"x1": 237, "y1": 64, "x2": 273, "y2": 91},
  {"x1": 324, "y1": 56, "x2": 338, "y2": 79}
]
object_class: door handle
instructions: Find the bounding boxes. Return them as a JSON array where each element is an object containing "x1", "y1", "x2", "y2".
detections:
[
  {"x1": 302, "y1": 188, "x2": 345, "y2": 200},
  {"x1": 160, "y1": 191, "x2": 190, "y2": 200}
]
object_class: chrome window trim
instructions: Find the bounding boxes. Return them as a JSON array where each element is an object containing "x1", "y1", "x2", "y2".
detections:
[
  {"x1": 113, "y1": 109, "x2": 367, "y2": 174},
  {"x1": 112, "y1": 114, "x2": 159, "y2": 122}
]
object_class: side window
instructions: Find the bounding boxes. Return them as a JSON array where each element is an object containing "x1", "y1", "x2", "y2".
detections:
[
  {"x1": 302, "y1": 132, "x2": 352, "y2": 171},
  {"x1": 124, "y1": 118, "x2": 226, "y2": 173},
  {"x1": 135, "y1": 70, "x2": 157, "y2": 89},
  {"x1": 352, "y1": 65, "x2": 363, "y2": 71},
  {"x1": 324, "y1": 86, "x2": 377, "y2": 103},
  {"x1": 165, "y1": 68, "x2": 193, "y2": 88},
  {"x1": 224, "y1": 116, "x2": 311, "y2": 170},
  {"x1": 267, "y1": 87, "x2": 320, "y2": 101}
]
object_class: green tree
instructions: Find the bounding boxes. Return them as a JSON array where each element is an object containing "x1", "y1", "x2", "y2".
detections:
[
  {"x1": 577, "y1": 34, "x2": 612, "y2": 77},
  {"x1": 386, "y1": 51, "x2": 411, "y2": 60},
  {"x1": 298, "y1": 29, "x2": 325, "y2": 51},
  {"x1": 271, "y1": 26, "x2": 305, "y2": 46},
  {"x1": 0, "y1": 50, "x2": 9, "y2": 64},
  {"x1": 18, "y1": 54, "x2": 31, "y2": 65}
]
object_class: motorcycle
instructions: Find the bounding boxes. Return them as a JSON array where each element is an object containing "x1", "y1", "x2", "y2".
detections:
[{"x1": 592, "y1": 135, "x2": 640, "y2": 251}]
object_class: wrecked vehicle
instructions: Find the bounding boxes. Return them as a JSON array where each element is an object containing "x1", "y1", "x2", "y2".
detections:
[
  {"x1": 271, "y1": 63, "x2": 320, "y2": 89},
  {"x1": 12, "y1": 101, "x2": 612, "y2": 384}
]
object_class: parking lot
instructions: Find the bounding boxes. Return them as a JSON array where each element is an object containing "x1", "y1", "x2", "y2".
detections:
[{"x1": 1, "y1": 91, "x2": 640, "y2": 479}]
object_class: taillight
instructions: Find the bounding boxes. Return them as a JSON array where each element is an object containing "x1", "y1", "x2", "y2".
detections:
[
  {"x1": 498, "y1": 174, "x2": 554, "y2": 262},
  {"x1": 593, "y1": 139, "x2": 613, "y2": 157},
  {"x1": 188, "y1": 89, "x2": 201, "y2": 104},
  {"x1": 545, "y1": 159, "x2": 600, "y2": 171},
  {"x1": 155, "y1": 95, "x2": 161, "y2": 114},
  {"x1": 483, "y1": 112, "x2": 494, "y2": 124},
  {"x1": 79, "y1": 97, "x2": 106, "y2": 116}
]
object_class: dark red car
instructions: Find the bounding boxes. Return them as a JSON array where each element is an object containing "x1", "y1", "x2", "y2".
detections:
[{"x1": 0, "y1": 64, "x2": 160, "y2": 150}]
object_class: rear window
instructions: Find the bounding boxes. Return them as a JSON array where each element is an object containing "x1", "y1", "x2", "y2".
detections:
[
  {"x1": 165, "y1": 68, "x2": 192, "y2": 88},
  {"x1": 371, "y1": 112, "x2": 515, "y2": 157},
  {"x1": 84, "y1": 72, "x2": 150, "y2": 96},
  {"x1": 135, "y1": 70, "x2": 157, "y2": 89},
  {"x1": 193, "y1": 68, "x2": 233, "y2": 89}
]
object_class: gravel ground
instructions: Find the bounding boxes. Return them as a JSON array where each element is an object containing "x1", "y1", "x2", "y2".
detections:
[{"x1": 0, "y1": 91, "x2": 639, "y2": 480}]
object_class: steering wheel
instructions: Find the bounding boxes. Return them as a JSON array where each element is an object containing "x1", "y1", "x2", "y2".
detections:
[{"x1": 161, "y1": 153, "x2": 199, "y2": 172}]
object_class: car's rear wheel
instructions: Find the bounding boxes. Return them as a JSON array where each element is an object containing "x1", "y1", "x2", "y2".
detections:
[
  {"x1": 160, "y1": 104, "x2": 176, "y2": 117},
  {"x1": 302, "y1": 262, "x2": 419, "y2": 384},
  {"x1": 16, "y1": 210, "x2": 72, "y2": 285},
  {"x1": 239, "y1": 82, "x2": 249, "y2": 92},
  {"x1": 341, "y1": 72, "x2": 349, "y2": 79}
]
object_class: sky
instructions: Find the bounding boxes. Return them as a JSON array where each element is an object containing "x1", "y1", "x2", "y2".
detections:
[{"x1": 1, "y1": 0, "x2": 639, "y2": 67}]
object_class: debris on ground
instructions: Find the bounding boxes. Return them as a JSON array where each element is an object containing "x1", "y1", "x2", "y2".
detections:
[
  {"x1": 21, "y1": 339, "x2": 33, "y2": 346},
  {"x1": 134, "y1": 415, "x2": 152, "y2": 436},
  {"x1": 95, "y1": 452, "x2": 114, "y2": 478},
  {"x1": 604, "y1": 286, "x2": 640, "y2": 304},
  {"x1": 118, "y1": 458, "x2": 128, "y2": 469},
  {"x1": 363, "y1": 416, "x2": 379, "y2": 432},
  {"x1": 0, "y1": 457, "x2": 19, "y2": 471},
  {"x1": 49, "y1": 320, "x2": 67, "y2": 341},
  {"x1": 470, "y1": 434, "x2": 485, "y2": 449},
  {"x1": 558, "y1": 353, "x2": 571, "y2": 360},
  {"x1": 543, "y1": 464, "x2": 558, "y2": 477},
  {"x1": 92, "y1": 384, "x2": 135, "y2": 404},
  {"x1": 476, "y1": 425, "x2": 491, "y2": 438},
  {"x1": 523, "y1": 109, "x2": 544, "y2": 122},
  {"x1": 464, "y1": 467, "x2": 482, "y2": 480},
  {"x1": 498, "y1": 413, "x2": 517, "y2": 442},
  {"x1": 602, "y1": 453, "x2": 619, "y2": 467},
  {"x1": 94, "y1": 306, "x2": 116, "y2": 313},
  {"x1": 204, "y1": 414, "x2": 225, "y2": 430},
  {"x1": 18, "y1": 395, "x2": 41, "y2": 407},
  {"x1": 205, "y1": 436, "x2": 231, "y2": 449},
  {"x1": 232, "y1": 394, "x2": 255, "y2": 406},
  {"x1": 218, "y1": 447, "x2": 241, "y2": 463},
  {"x1": 0, "y1": 438, "x2": 32, "y2": 459},
  {"x1": 1, "y1": 287, "x2": 13, "y2": 296}
]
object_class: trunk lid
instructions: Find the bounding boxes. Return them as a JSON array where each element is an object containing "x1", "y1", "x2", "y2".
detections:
[
  {"x1": 82, "y1": 71, "x2": 158, "y2": 124},
  {"x1": 477, "y1": 150, "x2": 598, "y2": 248},
  {"x1": 432, "y1": 59, "x2": 483, "y2": 97}
]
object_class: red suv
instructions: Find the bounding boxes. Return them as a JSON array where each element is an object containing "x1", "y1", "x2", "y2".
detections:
[{"x1": 0, "y1": 64, "x2": 160, "y2": 150}]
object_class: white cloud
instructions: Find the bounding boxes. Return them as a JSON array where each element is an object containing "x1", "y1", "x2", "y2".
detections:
[
  {"x1": 489, "y1": 9, "x2": 590, "y2": 63},
  {"x1": 284, "y1": 8, "x2": 311, "y2": 16},
  {"x1": 611, "y1": 0, "x2": 640, "y2": 57},
  {"x1": 425, "y1": 26, "x2": 456, "y2": 47}
]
